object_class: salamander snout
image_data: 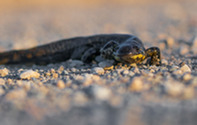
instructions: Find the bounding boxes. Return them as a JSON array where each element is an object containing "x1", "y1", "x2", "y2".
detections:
[
  {"x1": 114, "y1": 44, "x2": 144, "y2": 56},
  {"x1": 113, "y1": 44, "x2": 146, "y2": 63}
]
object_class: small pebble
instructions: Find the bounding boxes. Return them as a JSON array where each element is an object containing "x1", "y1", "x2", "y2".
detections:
[
  {"x1": 52, "y1": 73, "x2": 58, "y2": 79},
  {"x1": 160, "y1": 37, "x2": 174, "y2": 49},
  {"x1": 23, "y1": 82, "x2": 31, "y2": 91},
  {"x1": 180, "y1": 64, "x2": 191, "y2": 73},
  {"x1": 19, "y1": 70, "x2": 40, "y2": 79},
  {"x1": 70, "y1": 68, "x2": 77, "y2": 72},
  {"x1": 159, "y1": 42, "x2": 166, "y2": 50},
  {"x1": 92, "y1": 67, "x2": 105, "y2": 75},
  {"x1": 165, "y1": 82, "x2": 184, "y2": 97},
  {"x1": 133, "y1": 67, "x2": 140, "y2": 74},
  {"x1": 191, "y1": 77, "x2": 197, "y2": 86},
  {"x1": 64, "y1": 70, "x2": 69, "y2": 75},
  {"x1": 73, "y1": 91, "x2": 88, "y2": 106},
  {"x1": 57, "y1": 80, "x2": 65, "y2": 89},
  {"x1": 93, "y1": 86, "x2": 112, "y2": 101},
  {"x1": 7, "y1": 79, "x2": 14, "y2": 85},
  {"x1": 122, "y1": 70, "x2": 129, "y2": 75},
  {"x1": 170, "y1": 65, "x2": 180, "y2": 72},
  {"x1": 173, "y1": 69, "x2": 182, "y2": 75},
  {"x1": 191, "y1": 36, "x2": 197, "y2": 54},
  {"x1": 45, "y1": 72, "x2": 51, "y2": 76},
  {"x1": 92, "y1": 75, "x2": 101, "y2": 81},
  {"x1": 16, "y1": 80, "x2": 23, "y2": 87},
  {"x1": 109, "y1": 95, "x2": 123, "y2": 107},
  {"x1": 183, "y1": 87, "x2": 194, "y2": 99},
  {"x1": 57, "y1": 66, "x2": 64, "y2": 74},
  {"x1": 161, "y1": 59, "x2": 168, "y2": 65},
  {"x1": 129, "y1": 77, "x2": 144, "y2": 92},
  {"x1": 128, "y1": 71, "x2": 135, "y2": 77},
  {"x1": 182, "y1": 73, "x2": 192, "y2": 81},
  {"x1": 74, "y1": 75, "x2": 83, "y2": 81},
  {"x1": 0, "y1": 68, "x2": 9, "y2": 77},
  {"x1": 83, "y1": 74, "x2": 93, "y2": 86},
  {"x1": 166, "y1": 37, "x2": 175, "y2": 48},
  {"x1": 179, "y1": 46, "x2": 189, "y2": 55},
  {"x1": 50, "y1": 68, "x2": 56, "y2": 73},
  {"x1": 149, "y1": 69, "x2": 155, "y2": 73},
  {"x1": 0, "y1": 88, "x2": 4, "y2": 95},
  {"x1": 83, "y1": 78, "x2": 93, "y2": 86},
  {"x1": 0, "y1": 78, "x2": 5, "y2": 85},
  {"x1": 6, "y1": 89, "x2": 27, "y2": 100}
]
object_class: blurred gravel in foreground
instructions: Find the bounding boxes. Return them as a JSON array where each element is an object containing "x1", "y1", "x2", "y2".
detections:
[{"x1": 0, "y1": 0, "x2": 197, "y2": 125}]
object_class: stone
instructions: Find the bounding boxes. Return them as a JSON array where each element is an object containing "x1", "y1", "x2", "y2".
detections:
[
  {"x1": 92, "y1": 67, "x2": 105, "y2": 75},
  {"x1": 73, "y1": 91, "x2": 88, "y2": 106},
  {"x1": 0, "y1": 68, "x2": 9, "y2": 77},
  {"x1": 172, "y1": 69, "x2": 183, "y2": 75},
  {"x1": 183, "y1": 87, "x2": 194, "y2": 99},
  {"x1": 182, "y1": 73, "x2": 192, "y2": 81},
  {"x1": 161, "y1": 59, "x2": 168, "y2": 65},
  {"x1": 52, "y1": 73, "x2": 58, "y2": 79},
  {"x1": 93, "y1": 86, "x2": 112, "y2": 101},
  {"x1": 57, "y1": 66, "x2": 64, "y2": 74},
  {"x1": 179, "y1": 46, "x2": 189, "y2": 55},
  {"x1": 0, "y1": 88, "x2": 5, "y2": 95},
  {"x1": 121, "y1": 70, "x2": 129, "y2": 75},
  {"x1": 166, "y1": 37, "x2": 175, "y2": 48},
  {"x1": 6, "y1": 89, "x2": 27, "y2": 100},
  {"x1": 0, "y1": 78, "x2": 5, "y2": 85},
  {"x1": 165, "y1": 82, "x2": 184, "y2": 97},
  {"x1": 191, "y1": 36, "x2": 197, "y2": 54},
  {"x1": 129, "y1": 77, "x2": 144, "y2": 92},
  {"x1": 57, "y1": 80, "x2": 65, "y2": 89},
  {"x1": 180, "y1": 64, "x2": 191, "y2": 73},
  {"x1": 19, "y1": 70, "x2": 40, "y2": 79}
]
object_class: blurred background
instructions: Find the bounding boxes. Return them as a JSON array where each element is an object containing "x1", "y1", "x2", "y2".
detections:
[{"x1": 0, "y1": 0, "x2": 196, "y2": 50}]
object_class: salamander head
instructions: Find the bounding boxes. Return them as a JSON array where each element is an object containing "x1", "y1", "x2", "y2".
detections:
[{"x1": 113, "y1": 38, "x2": 146, "y2": 64}]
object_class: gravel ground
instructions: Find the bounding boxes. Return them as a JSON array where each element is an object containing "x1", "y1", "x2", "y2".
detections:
[{"x1": 0, "y1": 0, "x2": 197, "y2": 125}]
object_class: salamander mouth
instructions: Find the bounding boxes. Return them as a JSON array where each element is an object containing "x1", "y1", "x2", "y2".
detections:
[{"x1": 114, "y1": 53, "x2": 146, "y2": 64}]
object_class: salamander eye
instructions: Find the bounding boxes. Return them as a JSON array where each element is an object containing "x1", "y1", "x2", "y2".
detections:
[
  {"x1": 132, "y1": 38, "x2": 137, "y2": 41},
  {"x1": 133, "y1": 46, "x2": 139, "y2": 51}
]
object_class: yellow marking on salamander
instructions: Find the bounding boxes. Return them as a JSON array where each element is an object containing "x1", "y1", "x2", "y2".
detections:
[
  {"x1": 0, "y1": 58, "x2": 9, "y2": 64},
  {"x1": 104, "y1": 65, "x2": 114, "y2": 70},
  {"x1": 26, "y1": 53, "x2": 33, "y2": 59},
  {"x1": 35, "y1": 50, "x2": 45, "y2": 57},
  {"x1": 122, "y1": 54, "x2": 146, "y2": 63},
  {"x1": 13, "y1": 53, "x2": 20, "y2": 61},
  {"x1": 130, "y1": 54, "x2": 145, "y2": 60}
]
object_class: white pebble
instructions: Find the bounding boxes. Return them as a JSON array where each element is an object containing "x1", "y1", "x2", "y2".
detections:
[
  {"x1": 19, "y1": 70, "x2": 40, "y2": 79},
  {"x1": 180, "y1": 64, "x2": 191, "y2": 73},
  {"x1": 92, "y1": 67, "x2": 105, "y2": 75},
  {"x1": 0, "y1": 68, "x2": 9, "y2": 77},
  {"x1": 93, "y1": 86, "x2": 111, "y2": 101},
  {"x1": 161, "y1": 59, "x2": 168, "y2": 65}
]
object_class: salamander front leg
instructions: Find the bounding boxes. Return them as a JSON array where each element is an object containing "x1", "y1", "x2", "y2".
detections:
[
  {"x1": 145, "y1": 47, "x2": 161, "y2": 66},
  {"x1": 100, "y1": 40, "x2": 119, "y2": 60}
]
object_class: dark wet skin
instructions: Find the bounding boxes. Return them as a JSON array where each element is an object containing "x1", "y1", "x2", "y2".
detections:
[{"x1": 0, "y1": 34, "x2": 161, "y2": 66}]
